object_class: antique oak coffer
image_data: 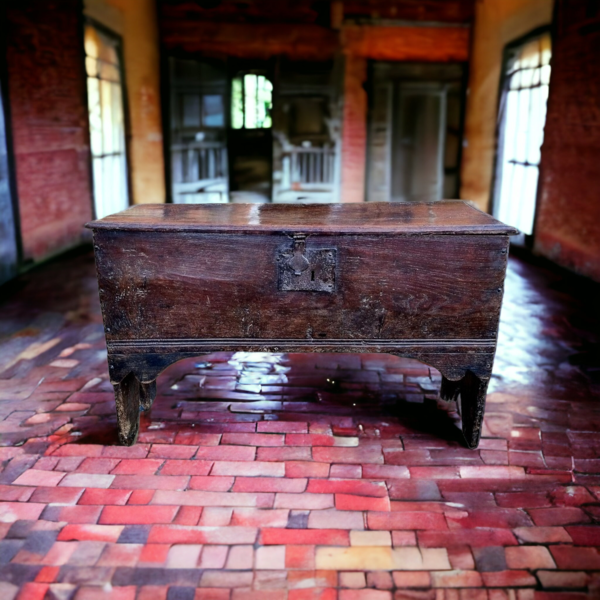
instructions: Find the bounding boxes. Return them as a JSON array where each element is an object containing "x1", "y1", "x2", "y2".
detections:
[{"x1": 87, "y1": 202, "x2": 517, "y2": 448}]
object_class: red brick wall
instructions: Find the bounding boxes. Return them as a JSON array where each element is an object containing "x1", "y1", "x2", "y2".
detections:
[
  {"x1": 6, "y1": 0, "x2": 93, "y2": 261},
  {"x1": 341, "y1": 26, "x2": 470, "y2": 62},
  {"x1": 535, "y1": 0, "x2": 600, "y2": 281}
]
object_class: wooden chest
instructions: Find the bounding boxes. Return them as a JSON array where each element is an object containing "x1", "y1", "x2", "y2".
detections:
[{"x1": 87, "y1": 202, "x2": 516, "y2": 448}]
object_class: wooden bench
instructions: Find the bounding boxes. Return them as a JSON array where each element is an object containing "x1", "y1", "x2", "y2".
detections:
[{"x1": 87, "y1": 202, "x2": 516, "y2": 448}]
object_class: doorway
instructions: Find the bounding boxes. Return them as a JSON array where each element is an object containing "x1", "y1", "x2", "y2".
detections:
[
  {"x1": 167, "y1": 56, "x2": 341, "y2": 203},
  {"x1": 229, "y1": 69, "x2": 273, "y2": 203},
  {"x1": 366, "y1": 63, "x2": 466, "y2": 203},
  {"x1": 271, "y1": 59, "x2": 341, "y2": 203},
  {"x1": 391, "y1": 83, "x2": 446, "y2": 203}
]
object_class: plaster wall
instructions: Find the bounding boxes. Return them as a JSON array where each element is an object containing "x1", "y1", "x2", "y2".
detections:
[{"x1": 460, "y1": 0, "x2": 554, "y2": 211}]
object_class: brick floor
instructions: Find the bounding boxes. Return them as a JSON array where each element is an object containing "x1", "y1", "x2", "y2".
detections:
[{"x1": 0, "y1": 249, "x2": 599, "y2": 599}]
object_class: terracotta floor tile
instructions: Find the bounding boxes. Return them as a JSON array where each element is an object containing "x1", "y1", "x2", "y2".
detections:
[
  {"x1": 147, "y1": 525, "x2": 258, "y2": 545},
  {"x1": 308, "y1": 509, "x2": 364, "y2": 530},
  {"x1": 12, "y1": 469, "x2": 66, "y2": 487},
  {"x1": 550, "y1": 546, "x2": 600, "y2": 570},
  {"x1": 1, "y1": 252, "x2": 600, "y2": 597},
  {"x1": 307, "y1": 479, "x2": 387, "y2": 498},
  {"x1": 77, "y1": 458, "x2": 121, "y2": 474},
  {"x1": 512, "y1": 526, "x2": 573, "y2": 544},
  {"x1": 339, "y1": 571, "x2": 367, "y2": 588},
  {"x1": 224, "y1": 544, "x2": 252, "y2": 569},
  {"x1": 99, "y1": 505, "x2": 179, "y2": 525},
  {"x1": 505, "y1": 545, "x2": 556, "y2": 569},
  {"x1": 350, "y1": 531, "x2": 392, "y2": 547}
]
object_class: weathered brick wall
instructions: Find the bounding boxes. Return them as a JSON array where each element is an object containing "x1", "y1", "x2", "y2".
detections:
[
  {"x1": 6, "y1": 0, "x2": 93, "y2": 261},
  {"x1": 535, "y1": 0, "x2": 600, "y2": 281}
]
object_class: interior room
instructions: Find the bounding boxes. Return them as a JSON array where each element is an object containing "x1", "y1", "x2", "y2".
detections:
[{"x1": 0, "y1": 1, "x2": 599, "y2": 598}]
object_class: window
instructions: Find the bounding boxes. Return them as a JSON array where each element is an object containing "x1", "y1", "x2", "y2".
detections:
[
  {"x1": 231, "y1": 74, "x2": 273, "y2": 129},
  {"x1": 84, "y1": 23, "x2": 129, "y2": 219},
  {"x1": 493, "y1": 31, "x2": 551, "y2": 236},
  {"x1": 181, "y1": 94, "x2": 224, "y2": 129}
]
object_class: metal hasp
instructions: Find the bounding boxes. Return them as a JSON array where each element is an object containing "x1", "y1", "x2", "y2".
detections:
[{"x1": 277, "y1": 234, "x2": 337, "y2": 292}]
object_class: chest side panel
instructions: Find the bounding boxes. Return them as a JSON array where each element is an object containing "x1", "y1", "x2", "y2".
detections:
[{"x1": 94, "y1": 230, "x2": 509, "y2": 341}]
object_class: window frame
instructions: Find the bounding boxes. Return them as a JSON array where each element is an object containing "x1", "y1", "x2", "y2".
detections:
[
  {"x1": 490, "y1": 25, "x2": 552, "y2": 244},
  {"x1": 230, "y1": 72, "x2": 273, "y2": 131},
  {"x1": 83, "y1": 17, "x2": 132, "y2": 220}
]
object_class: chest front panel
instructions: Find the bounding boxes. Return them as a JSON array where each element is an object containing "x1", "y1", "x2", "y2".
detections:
[{"x1": 94, "y1": 230, "x2": 508, "y2": 342}]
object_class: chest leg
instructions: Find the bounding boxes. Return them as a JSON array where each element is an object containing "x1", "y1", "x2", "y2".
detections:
[
  {"x1": 456, "y1": 370, "x2": 491, "y2": 449},
  {"x1": 113, "y1": 372, "x2": 143, "y2": 446}
]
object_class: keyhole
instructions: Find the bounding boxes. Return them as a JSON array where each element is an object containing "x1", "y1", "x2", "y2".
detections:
[{"x1": 311, "y1": 270, "x2": 315, "y2": 281}]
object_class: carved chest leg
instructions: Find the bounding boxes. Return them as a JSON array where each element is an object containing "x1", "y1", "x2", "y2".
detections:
[
  {"x1": 457, "y1": 370, "x2": 490, "y2": 449},
  {"x1": 113, "y1": 372, "x2": 142, "y2": 446},
  {"x1": 440, "y1": 376, "x2": 461, "y2": 402},
  {"x1": 140, "y1": 380, "x2": 157, "y2": 411}
]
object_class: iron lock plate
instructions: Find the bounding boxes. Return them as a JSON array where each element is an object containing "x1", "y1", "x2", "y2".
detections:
[{"x1": 277, "y1": 236, "x2": 337, "y2": 292}]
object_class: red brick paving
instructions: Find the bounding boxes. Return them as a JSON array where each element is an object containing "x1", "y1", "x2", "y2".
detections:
[{"x1": 0, "y1": 251, "x2": 599, "y2": 598}]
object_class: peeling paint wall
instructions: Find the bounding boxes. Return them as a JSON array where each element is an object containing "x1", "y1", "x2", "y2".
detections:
[
  {"x1": 460, "y1": 0, "x2": 554, "y2": 211},
  {"x1": 534, "y1": 0, "x2": 600, "y2": 282},
  {"x1": 84, "y1": 0, "x2": 165, "y2": 205},
  {"x1": 6, "y1": 0, "x2": 93, "y2": 261}
]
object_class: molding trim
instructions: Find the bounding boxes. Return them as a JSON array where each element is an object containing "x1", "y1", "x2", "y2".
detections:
[{"x1": 107, "y1": 338, "x2": 497, "y2": 352}]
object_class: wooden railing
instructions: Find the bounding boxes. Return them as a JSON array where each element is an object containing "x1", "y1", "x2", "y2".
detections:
[
  {"x1": 287, "y1": 147, "x2": 335, "y2": 186},
  {"x1": 171, "y1": 143, "x2": 228, "y2": 203}
]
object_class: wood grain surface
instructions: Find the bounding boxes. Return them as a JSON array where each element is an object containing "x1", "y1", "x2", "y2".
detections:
[
  {"x1": 94, "y1": 231, "x2": 508, "y2": 342},
  {"x1": 87, "y1": 202, "x2": 518, "y2": 235}
]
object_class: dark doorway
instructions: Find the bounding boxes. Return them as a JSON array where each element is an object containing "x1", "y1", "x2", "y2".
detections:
[{"x1": 228, "y1": 67, "x2": 273, "y2": 202}]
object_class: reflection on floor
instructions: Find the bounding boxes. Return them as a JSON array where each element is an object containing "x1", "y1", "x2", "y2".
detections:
[{"x1": 0, "y1": 249, "x2": 599, "y2": 599}]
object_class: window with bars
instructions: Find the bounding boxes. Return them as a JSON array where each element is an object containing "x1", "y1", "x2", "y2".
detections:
[
  {"x1": 84, "y1": 23, "x2": 129, "y2": 219},
  {"x1": 493, "y1": 31, "x2": 552, "y2": 236},
  {"x1": 231, "y1": 74, "x2": 273, "y2": 129}
]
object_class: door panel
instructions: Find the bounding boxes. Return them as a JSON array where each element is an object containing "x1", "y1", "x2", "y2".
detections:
[
  {"x1": 391, "y1": 86, "x2": 446, "y2": 203},
  {"x1": 366, "y1": 63, "x2": 466, "y2": 203}
]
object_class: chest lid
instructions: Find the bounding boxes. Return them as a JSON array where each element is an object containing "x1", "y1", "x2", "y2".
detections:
[{"x1": 86, "y1": 201, "x2": 518, "y2": 236}]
